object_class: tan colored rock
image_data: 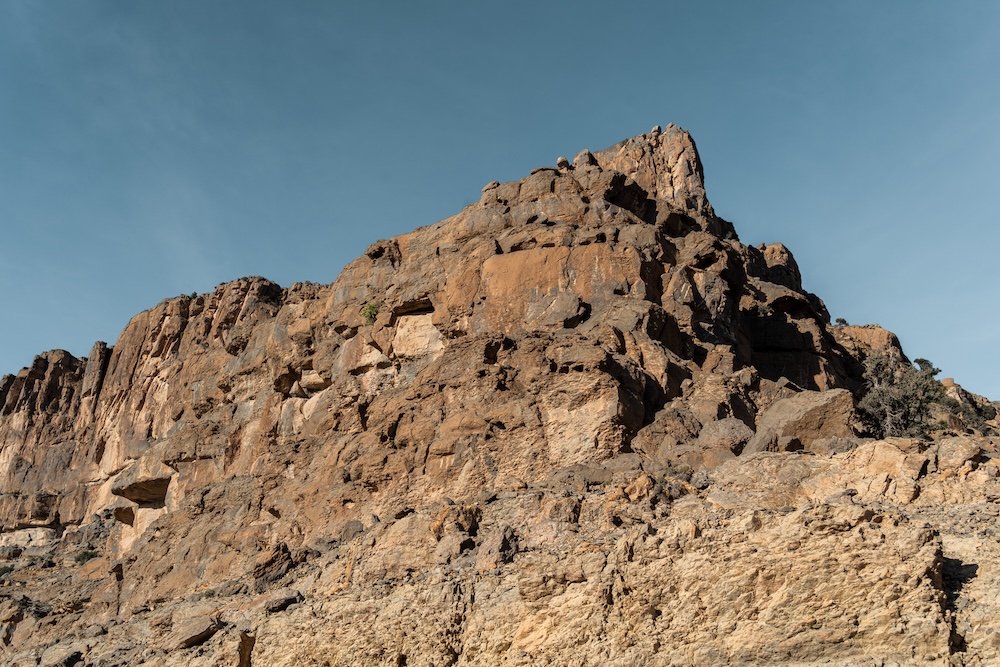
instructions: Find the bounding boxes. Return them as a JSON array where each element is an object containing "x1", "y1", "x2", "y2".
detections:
[
  {"x1": 0, "y1": 126, "x2": 997, "y2": 666},
  {"x1": 167, "y1": 616, "x2": 220, "y2": 651},
  {"x1": 298, "y1": 370, "x2": 330, "y2": 392},
  {"x1": 696, "y1": 417, "x2": 754, "y2": 455},
  {"x1": 391, "y1": 313, "x2": 444, "y2": 358},
  {"x1": 744, "y1": 388, "x2": 859, "y2": 454},
  {"x1": 936, "y1": 436, "x2": 982, "y2": 471},
  {"x1": 111, "y1": 456, "x2": 175, "y2": 505}
]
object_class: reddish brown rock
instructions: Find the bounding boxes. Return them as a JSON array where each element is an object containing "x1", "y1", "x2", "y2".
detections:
[{"x1": 0, "y1": 126, "x2": 994, "y2": 666}]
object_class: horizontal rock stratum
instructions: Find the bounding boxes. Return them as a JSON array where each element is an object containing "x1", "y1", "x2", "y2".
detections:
[{"x1": 0, "y1": 125, "x2": 998, "y2": 666}]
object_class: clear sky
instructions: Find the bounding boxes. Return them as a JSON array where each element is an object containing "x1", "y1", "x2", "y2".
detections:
[{"x1": 2, "y1": 1, "x2": 998, "y2": 398}]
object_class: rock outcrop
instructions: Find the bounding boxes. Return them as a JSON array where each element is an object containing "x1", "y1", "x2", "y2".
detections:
[{"x1": 0, "y1": 125, "x2": 996, "y2": 666}]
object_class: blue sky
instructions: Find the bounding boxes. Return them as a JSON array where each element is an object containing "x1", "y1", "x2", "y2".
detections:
[{"x1": 2, "y1": 1, "x2": 998, "y2": 398}]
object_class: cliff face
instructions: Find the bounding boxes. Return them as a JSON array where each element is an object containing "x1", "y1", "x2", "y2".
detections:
[{"x1": 0, "y1": 126, "x2": 997, "y2": 666}]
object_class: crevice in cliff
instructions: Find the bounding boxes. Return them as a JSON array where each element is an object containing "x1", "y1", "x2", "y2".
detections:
[
  {"x1": 0, "y1": 375, "x2": 15, "y2": 415},
  {"x1": 112, "y1": 562, "x2": 124, "y2": 617},
  {"x1": 942, "y1": 555, "x2": 977, "y2": 654},
  {"x1": 84, "y1": 342, "x2": 112, "y2": 418},
  {"x1": 238, "y1": 630, "x2": 256, "y2": 667},
  {"x1": 392, "y1": 298, "x2": 435, "y2": 318}
]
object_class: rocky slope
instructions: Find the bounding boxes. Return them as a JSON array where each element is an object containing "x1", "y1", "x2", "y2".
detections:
[{"x1": 0, "y1": 125, "x2": 997, "y2": 666}]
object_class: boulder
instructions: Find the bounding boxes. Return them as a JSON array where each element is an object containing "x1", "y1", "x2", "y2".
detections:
[
  {"x1": 264, "y1": 588, "x2": 303, "y2": 613},
  {"x1": 744, "y1": 389, "x2": 859, "y2": 454},
  {"x1": 696, "y1": 417, "x2": 755, "y2": 455},
  {"x1": 168, "y1": 616, "x2": 219, "y2": 651}
]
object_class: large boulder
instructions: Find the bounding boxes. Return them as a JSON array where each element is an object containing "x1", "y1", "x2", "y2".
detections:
[{"x1": 743, "y1": 388, "x2": 860, "y2": 454}]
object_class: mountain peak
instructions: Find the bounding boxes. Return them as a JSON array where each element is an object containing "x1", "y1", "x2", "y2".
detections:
[
  {"x1": 593, "y1": 123, "x2": 713, "y2": 219},
  {"x1": 0, "y1": 126, "x2": 997, "y2": 665}
]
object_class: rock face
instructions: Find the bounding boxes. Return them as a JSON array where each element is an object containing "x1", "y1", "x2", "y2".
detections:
[{"x1": 0, "y1": 125, "x2": 997, "y2": 665}]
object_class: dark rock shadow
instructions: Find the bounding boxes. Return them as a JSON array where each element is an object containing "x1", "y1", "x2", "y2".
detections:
[{"x1": 942, "y1": 556, "x2": 978, "y2": 652}]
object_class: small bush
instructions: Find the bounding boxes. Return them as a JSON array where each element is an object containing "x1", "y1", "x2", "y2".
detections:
[
  {"x1": 835, "y1": 317, "x2": 849, "y2": 326},
  {"x1": 859, "y1": 350, "x2": 946, "y2": 438},
  {"x1": 0, "y1": 565, "x2": 14, "y2": 577},
  {"x1": 361, "y1": 300, "x2": 384, "y2": 325},
  {"x1": 74, "y1": 550, "x2": 99, "y2": 564}
]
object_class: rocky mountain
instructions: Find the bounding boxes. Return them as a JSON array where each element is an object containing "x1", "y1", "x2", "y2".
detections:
[{"x1": 0, "y1": 125, "x2": 997, "y2": 666}]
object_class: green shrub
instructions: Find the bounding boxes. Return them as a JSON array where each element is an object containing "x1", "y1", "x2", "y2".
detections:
[
  {"x1": 859, "y1": 350, "x2": 946, "y2": 438},
  {"x1": 360, "y1": 300, "x2": 384, "y2": 325}
]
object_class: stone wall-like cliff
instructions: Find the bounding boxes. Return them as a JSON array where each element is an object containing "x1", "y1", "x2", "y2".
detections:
[{"x1": 0, "y1": 125, "x2": 997, "y2": 666}]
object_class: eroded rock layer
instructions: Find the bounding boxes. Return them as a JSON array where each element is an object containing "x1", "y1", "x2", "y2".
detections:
[{"x1": 0, "y1": 126, "x2": 996, "y2": 666}]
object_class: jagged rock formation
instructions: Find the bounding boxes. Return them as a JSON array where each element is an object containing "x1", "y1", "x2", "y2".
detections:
[{"x1": 0, "y1": 125, "x2": 997, "y2": 666}]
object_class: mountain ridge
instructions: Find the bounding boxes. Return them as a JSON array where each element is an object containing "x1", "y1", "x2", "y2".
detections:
[{"x1": 0, "y1": 125, "x2": 997, "y2": 666}]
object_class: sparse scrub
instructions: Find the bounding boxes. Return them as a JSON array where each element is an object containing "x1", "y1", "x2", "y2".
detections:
[
  {"x1": 859, "y1": 350, "x2": 946, "y2": 438},
  {"x1": 361, "y1": 300, "x2": 384, "y2": 325}
]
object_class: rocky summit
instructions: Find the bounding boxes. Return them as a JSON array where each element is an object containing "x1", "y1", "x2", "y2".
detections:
[{"x1": 1, "y1": 125, "x2": 998, "y2": 666}]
